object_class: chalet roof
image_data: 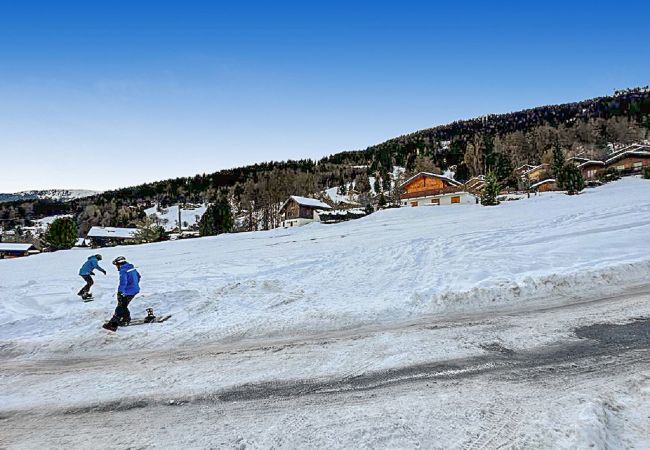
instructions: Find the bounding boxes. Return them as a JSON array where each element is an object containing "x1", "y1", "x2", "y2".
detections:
[
  {"x1": 530, "y1": 178, "x2": 556, "y2": 189},
  {"x1": 578, "y1": 160, "x2": 606, "y2": 168},
  {"x1": 87, "y1": 226, "x2": 140, "y2": 239},
  {"x1": 515, "y1": 164, "x2": 536, "y2": 172},
  {"x1": 280, "y1": 196, "x2": 332, "y2": 212},
  {"x1": 522, "y1": 163, "x2": 549, "y2": 176},
  {"x1": 0, "y1": 243, "x2": 35, "y2": 252},
  {"x1": 605, "y1": 150, "x2": 650, "y2": 165},
  {"x1": 609, "y1": 143, "x2": 649, "y2": 157},
  {"x1": 400, "y1": 172, "x2": 463, "y2": 188}
]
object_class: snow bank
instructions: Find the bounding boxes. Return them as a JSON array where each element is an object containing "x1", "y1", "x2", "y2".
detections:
[{"x1": 1, "y1": 177, "x2": 650, "y2": 358}]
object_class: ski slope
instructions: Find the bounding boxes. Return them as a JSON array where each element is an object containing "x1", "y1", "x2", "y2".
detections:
[
  {"x1": 1, "y1": 177, "x2": 650, "y2": 448},
  {"x1": 1, "y1": 177, "x2": 650, "y2": 356}
]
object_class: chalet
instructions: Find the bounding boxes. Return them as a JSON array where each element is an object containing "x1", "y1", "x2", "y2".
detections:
[
  {"x1": 464, "y1": 175, "x2": 485, "y2": 194},
  {"x1": 86, "y1": 226, "x2": 140, "y2": 247},
  {"x1": 514, "y1": 164, "x2": 536, "y2": 176},
  {"x1": 0, "y1": 243, "x2": 38, "y2": 259},
  {"x1": 521, "y1": 164, "x2": 550, "y2": 182},
  {"x1": 400, "y1": 172, "x2": 474, "y2": 207},
  {"x1": 531, "y1": 179, "x2": 558, "y2": 193},
  {"x1": 605, "y1": 150, "x2": 650, "y2": 175},
  {"x1": 279, "y1": 196, "x2": 332, "y2": 228},
  {"x1": 578, "y1": 160, "x2": 606, "y2": 180}
]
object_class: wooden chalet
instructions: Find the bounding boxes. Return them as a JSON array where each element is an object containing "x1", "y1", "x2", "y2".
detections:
[
  {"x1": 399, "y1": 172, "x2": 474, "y2": 207},
  {"x1": 605, "y1": 149, "x2": 650, "y2": 175},
  {"x1": 578, "y1": 160, "x2": 606, "y2": 180},
  {"x1": 86, "y1": 226, "x2": 140, "y2": 247},
  {"x1": 521, "y1": 164, "x2": 550, "y2": 182},
  {"x1": 279, "y1": 196, "x2": 332, "y2": 228},
  {"x1": 0, "y1": 243, "x2": 38, "y2": 259},
  {"x1": 530, "y1": 179, "x2": 558, "y2": 193}
]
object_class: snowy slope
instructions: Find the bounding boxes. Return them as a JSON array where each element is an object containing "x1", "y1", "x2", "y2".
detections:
[
  {"x1": 2, "y1": 177, "x2": 650, "y2": 449},
  {"x1": 144, "y1": 204, "x2": 207, "y2": 231},
  {"x1": 1, "y1": 177, "x2": 650, "y2": 358}
]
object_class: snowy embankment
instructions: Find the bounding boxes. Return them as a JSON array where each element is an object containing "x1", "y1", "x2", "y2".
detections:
[{"x1": 1, "y1": 177, "x2": 650, "y2": 359}]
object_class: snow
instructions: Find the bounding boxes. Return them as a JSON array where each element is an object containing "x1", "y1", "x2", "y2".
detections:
[
  {"x1": 0, "y1": 243, "x2": 33, "y2": 251},
  {"x1": 144, "y1": 204, "x2": 208, "y2": 231},
  {"x1": 530, "y1": 178, "x2": 556, "y2": 189},
  {"x1": 86, "y1": 226, "x2": 139, "y2": 239},
  {"x1": 282, "y1": 195, "x2": 331, "y2": 209},
  {"x1": 1, "y1": 177, "x2": 650, "y2": 447}
]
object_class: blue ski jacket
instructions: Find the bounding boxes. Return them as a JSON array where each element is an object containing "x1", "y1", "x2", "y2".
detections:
[
  {"x1": 118, "y1": 263, "x2": 141, "y2": 296},
  {"x1": 79, "y1": 256, "x2": 106, "y2": 276}
]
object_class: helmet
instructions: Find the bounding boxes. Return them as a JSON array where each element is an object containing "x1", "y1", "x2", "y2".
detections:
[
  {"x1": 112, "y1": 256, "x2": 127, "y2": 266},
  {"x1": 95, "y1": 254, "x2": 102, "y2": 260}
]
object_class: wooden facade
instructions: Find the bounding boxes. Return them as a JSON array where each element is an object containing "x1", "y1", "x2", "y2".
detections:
[
  {"x1": 401, "y1": 173, "x2": 463, "y2": 200},
  {"x1": 282, "y1": 199, "x2": 318, "y2": 221}
]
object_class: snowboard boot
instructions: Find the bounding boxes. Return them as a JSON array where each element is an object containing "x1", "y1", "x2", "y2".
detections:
[
  {"x1": 102, "y1": 322, "x2": 118, "y2": 332},
  {"x1": 82, "y1": 293, "x2": 93, "y2": 300},
  {"x1": 143, "y1": 308, "x2": 156, "y2": 323}
]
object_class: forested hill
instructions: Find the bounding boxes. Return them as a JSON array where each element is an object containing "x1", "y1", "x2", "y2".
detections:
[{"x1": 2, "y1": 87, "x2": 649, "y2": 234}]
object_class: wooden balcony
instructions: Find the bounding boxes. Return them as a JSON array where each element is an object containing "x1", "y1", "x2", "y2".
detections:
[{"x1": 400, "y1": 187, "x2": 465, "y2": 200}]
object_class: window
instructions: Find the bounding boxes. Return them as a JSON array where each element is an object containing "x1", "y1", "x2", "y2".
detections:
[
  {"x1": 451, "y1": 196, "x2": 461, "y2": 204},
  {"x1": 634, "y1": 162, "x2": 643, "y2": 168},
  {"x1": 431, "y1": 198, "x2": 440, "y2": 205},
  {"x1": 411, "y1": 201, "x2": 418, "y2": 207}
]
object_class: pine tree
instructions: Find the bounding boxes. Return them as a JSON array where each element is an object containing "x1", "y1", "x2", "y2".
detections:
[
  {"x1": 377, "y1": 192, "x2": 387, "y2": 208},
  {"x1": 42, "y1": 217, "x2": 77, "y2": 250},
  {"x1": 643, "y1": 167, "x2": 650, "y2": 180},
  {"x1": 481, "y1": 172, "x2": 500, "y2": 206},
  {"x1": 552, "y1": 144, "x2": 566, "y2": 188},
  {"x1": 562, "y1": 163, "x2": 585, "y2": 195},
  {"x1": 199, "y1": 199, "x2": 234, "y2": 236}
]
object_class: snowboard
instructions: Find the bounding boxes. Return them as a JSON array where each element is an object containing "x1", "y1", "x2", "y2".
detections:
[
  {"x1": 82, "y1": 296, "x2": 94, "y2": 303},
  {"x1": 125, "y1": 315, "x2": 172, "y2": 326}
]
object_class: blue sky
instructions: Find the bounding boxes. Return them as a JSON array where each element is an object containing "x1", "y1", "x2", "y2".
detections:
[{"x1": 0, "y1": 1, "x2": 648, "y2": 192}]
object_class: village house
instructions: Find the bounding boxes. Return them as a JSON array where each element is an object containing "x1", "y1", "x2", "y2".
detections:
[
  {"x1": 0, "y1": 243, "x2": 39, "y2": 259},
  {"x1": 531, "y1": 179, "x2": 558, "y2": 193},
  {"x1": 605, "y1": 149, "x2": 650, "y2": 175},
  {"x1": 521, "y1": 164, "x2": 550, "y2": 182},
  {"x1": 279, "y1": 196, "x2": 332, "y2": 228},
  {"x1": 514, "y1": 164, "x2": 536, "y2": 176},
  {"x1": 578, "y1": 160, "x2": 606, "y2": 180},
  {"x1": 400, "y1": 172, "x2": 474, "y2": 207},
  {"x1": 464, "y1": 175, "x2": 485, "y2": 194},
  {"x1": 86, "y1": 226, "x2": 140, "y2": 247}
]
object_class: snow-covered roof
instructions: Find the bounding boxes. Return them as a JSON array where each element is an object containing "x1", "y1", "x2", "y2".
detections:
[
  {"x1": 87, "y1": 226, "x2": 139, "y2": 239},
  {"x1": 280, "y1": 196, "x2": 332, "y2": 211},
  {"x1": 530, "y1": 179, "x2": 556, "y2": 189},
  {"x1": 522, "y1": 164, "x2": 549, "y2": 176},
  {"x1": 0, "y1": 243, "x2": 34, "y2": 252},
  {"x1": 400, "y1": 172, "x2": 462, "y2": 188},
  {"x1": 605, "y1": 151, "x2": 650, "y2": 165},
  {"x1": 577, "y1": 160, "x2": 605, "y2": 168}
]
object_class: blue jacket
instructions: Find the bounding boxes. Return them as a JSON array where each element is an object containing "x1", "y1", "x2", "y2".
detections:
[
  {"x1": 118, "y1": 263, "x2": 141, "y2": 296},
  {"x1": 79, "y1": 256, "x2": 105, "y2": 276}
]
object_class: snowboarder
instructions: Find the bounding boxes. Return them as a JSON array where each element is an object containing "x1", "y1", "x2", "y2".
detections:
[
  {"x1": 78, "y1": 254, "x2": 106, "y2": 300},
  {"x1": 102, "y1": 256, "x2": 141, "y2": 332}
]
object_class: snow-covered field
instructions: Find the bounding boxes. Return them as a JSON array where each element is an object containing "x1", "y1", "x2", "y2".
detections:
[{"x1": 1, "y1": 177, "x2": 650, "y2": 449}]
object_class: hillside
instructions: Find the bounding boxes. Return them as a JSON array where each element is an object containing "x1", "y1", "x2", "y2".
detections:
[
  {"x1": 0, "y1": 189, "x2": 99, "y2": 204},
  {"x1": 1, "y1": 177, "x2": 649, "y2": 447},
  {"x1": 1, "y1": 87, "x2": 649, "y2": 233}
]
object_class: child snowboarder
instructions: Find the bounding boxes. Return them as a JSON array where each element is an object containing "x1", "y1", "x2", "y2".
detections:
[
  {"x1": 78, "y1": 254, "x2": 106, "y2": 300},
  {"x1": 102, "y1": 256, "x2": 141, "y2": 332}
]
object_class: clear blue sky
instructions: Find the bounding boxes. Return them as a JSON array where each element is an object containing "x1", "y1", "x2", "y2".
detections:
[{"x1": 1, "y1": 1, "x2": 648, "y2": 192}]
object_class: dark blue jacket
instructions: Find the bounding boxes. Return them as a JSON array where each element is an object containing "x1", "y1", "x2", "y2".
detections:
[
  {"x1": 118, "y1": 263, "x2": 141, "y2": 296},
  {"x1": 79, "y1": 256, "x2": 105, "y2": 276}
]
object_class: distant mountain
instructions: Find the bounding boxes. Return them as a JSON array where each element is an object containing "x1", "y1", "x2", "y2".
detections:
[{"x1": 0, "y1": 189, "x2": 100, "y2": 204}]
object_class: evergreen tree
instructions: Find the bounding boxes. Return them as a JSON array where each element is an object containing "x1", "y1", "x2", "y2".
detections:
[
  {"x1": 42, "y1": 217, "x2": 77, "y2": 250},
  {"x1": 552, "y1": 144, "x2": 566, "y2": 188},
  {"x1": 562, "y1": 164, "x2": 585, "y2": 195},
  {"x1": 199, "y1": 199, "x2": 234, "y2": 236},
  {"x1": 481, "y1": 172, "x2": 500, "y2": 206},
  {"x1": 377, "y1": 192, "x2": 387, "y2": 208},
  {"x1": 643, "y1": 167, "x2": 650, "y2": 180}
]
